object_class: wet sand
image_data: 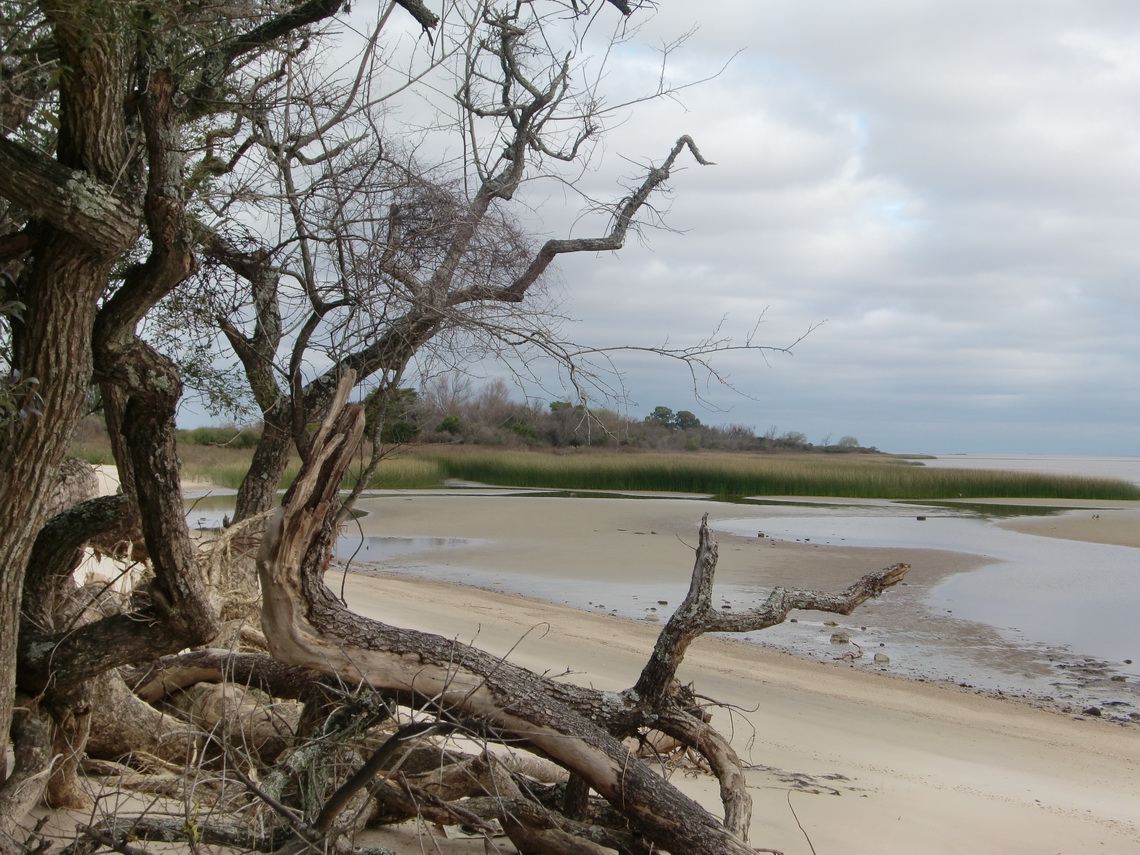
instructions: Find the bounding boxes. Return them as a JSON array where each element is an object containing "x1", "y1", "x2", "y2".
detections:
[{"x1": 336, "y1": 491, "x2": 1140, "y2": 854}]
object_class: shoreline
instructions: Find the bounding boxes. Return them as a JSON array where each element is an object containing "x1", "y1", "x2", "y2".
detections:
[
  {"x1": 149, "y1": 477, "x2": 1140, "y2": 850},
  {"x1": 336, "y1": 565, "x2": 1140, "y2": 854},
  {"x1": 341, "y1": 490, "x2": 1140, "y2": 720}
]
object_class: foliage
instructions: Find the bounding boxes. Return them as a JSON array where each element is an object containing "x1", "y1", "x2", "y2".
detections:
[
  {"x1": 363, "y1": 388, "x2": 421, "y2": 445},
  {"x1": 413, "y1": 448, "x2": 1140, "y2": 500}
]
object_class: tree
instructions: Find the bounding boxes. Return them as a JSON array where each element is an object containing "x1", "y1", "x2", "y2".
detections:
[
  {"x1": 647, "y1": 405, "x2": 676, "y2": 428},
  {"x1": 0, "y1": 0, "x2": 439, "y2": 838},
  {"x1": 154, "y1": 1, "x2": 735, "y2": 523},
  {"x1": 0, "y1": 2, "x2": 870, "y2": 852},
  {"x1": 674, "y1": 409, "x2": 702, "y2": 431}
]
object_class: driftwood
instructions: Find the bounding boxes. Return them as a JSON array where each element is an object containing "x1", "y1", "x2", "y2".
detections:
[
  {"x1": 249, "y1": 372, "x2": 912, "y2": 854},
  {"x1": 29, "y1": 372, "x2": 912, "y2": 855}
]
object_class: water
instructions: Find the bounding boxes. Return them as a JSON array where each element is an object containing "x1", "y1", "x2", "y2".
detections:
[
  {"x1": 714, "y1": 505, "x2": 1139, "y2": 671},
  {"x1": 185, "y1": 457, "x2": 1140, "y2": 717},
  {"x1": 919, "y1": 453, "x2": 1140, "y2": 486}
]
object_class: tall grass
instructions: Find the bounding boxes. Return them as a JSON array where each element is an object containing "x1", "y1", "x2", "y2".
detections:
[
  {"x1": 414, "y1": 449, "x2": 1140, "y2": 500},
  {"x1": 74, "y1": 428, "x2": 1140, "y2": 501},
  {"x1": 182, "y1": 454, "x2": 445, "y2": 491},
  {"x1": 351, "y1": 458, "x2": 444, "y2": 490}
]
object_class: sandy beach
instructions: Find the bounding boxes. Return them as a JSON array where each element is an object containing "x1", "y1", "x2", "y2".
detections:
[
  {"x1": 76, "y1": 474, "x2": 1140, "y2": 851},
  {"x1": 331, "y1": 491, "x2": 1140, "y2": 854}
]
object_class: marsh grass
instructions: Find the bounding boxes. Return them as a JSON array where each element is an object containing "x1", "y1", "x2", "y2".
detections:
[
  {"x1": 71, "y1": 426, "x2": 1140, "y2": 501},
  {"x1": 413, "y1": 449, "x2": 1140, "y2": 500},
  {"x1": 350, "y1": 457, "x2": 443, "y2": 490}
]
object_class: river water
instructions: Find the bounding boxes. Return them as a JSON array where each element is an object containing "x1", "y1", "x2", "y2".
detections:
[{"x1": 187, "y1": 454, "x2": 1140, "y2": 720}]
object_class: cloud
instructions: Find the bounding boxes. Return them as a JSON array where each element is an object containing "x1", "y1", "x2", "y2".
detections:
[{"x1": 517, "y1": 1, "x2": 1140, "y2": 454}]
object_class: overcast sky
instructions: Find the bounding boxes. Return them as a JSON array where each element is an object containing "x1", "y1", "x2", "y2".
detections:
[{"x1": 489, "y1": 0, "x2": 1140, "y2": 455}]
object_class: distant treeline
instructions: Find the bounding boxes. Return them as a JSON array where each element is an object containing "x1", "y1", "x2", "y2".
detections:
[{"x1": 176, "y1": 379, "x2": 876, "y2": 454}]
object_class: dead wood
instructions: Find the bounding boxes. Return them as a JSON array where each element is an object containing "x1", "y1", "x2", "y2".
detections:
[
  {"x1": 256, "y1": 373, "x2": 758, "y2": 854},
  {"x1": 125, "y1": 649, "x2": 329, "y2": 703},
  {"x1": 0, "y1": 705, "x2": 53, "y2": 843},
  {"x1": 85, "y1": 670, "x2": 200, "y2": 767},
  {"x1": 166, "y1": 683, "x2": 299, "y2": 767},
  {"x1": 58, "y1": 379, "x2": 912, "y2": 855}
]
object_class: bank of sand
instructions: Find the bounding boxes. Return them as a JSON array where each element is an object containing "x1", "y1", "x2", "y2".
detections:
[{"x1": 334, "y1": 492, "x2": 1140, "y2": 854}]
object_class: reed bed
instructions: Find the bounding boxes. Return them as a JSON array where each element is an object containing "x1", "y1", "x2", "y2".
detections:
[
  {"x1": 352, "y1": 457, "x2": 443, "y2": 490},
  {"x1": 74, "y1": 439, "x2": 1140, "y2": 501},
  {"x1": 414, "y1": 449, "x2": 1140, "y2": 501}
]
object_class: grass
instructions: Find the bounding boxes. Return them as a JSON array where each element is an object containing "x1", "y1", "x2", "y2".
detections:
[
  {"x1": 410, "y1": 448, "x2": 1140, "y2": 501},
  {"x1": 72, "y1": 431, "x2": 1140, "y2": 502}
]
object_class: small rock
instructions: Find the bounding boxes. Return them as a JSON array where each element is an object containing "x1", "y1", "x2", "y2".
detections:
[
  {"x1": 824, "y1": 620, "x2": 838, "y2": 627},
  {"x1": 1125, "y1": 659, "x2": 1133, "y2": 665},
  {"x1": 1082, "y1": 706, "x2": 1102, "y2": 717},
  {"x1": 658, "y1": 600, "x2": 668, "y2": 606},
  {"x1": 830, "y1": 630, "x2": 850, "y2": 644},
  {"x1": 1110, "y1": 675, "x2": 1126, "y2": 682},
  {"x1": 873, "y1": 653, "x2": 890, "y2": 664},
  {"x1": 916, "y1": 516, "x2": 926, "y2": 521}
]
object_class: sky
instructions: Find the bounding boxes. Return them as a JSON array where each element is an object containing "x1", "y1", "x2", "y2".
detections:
[
  {"x1": 178, "y1": 1, "x2": 1140, "y2": 456},
  {"x1": 478, "y1": 0, "x2": 1140, "y2": 455}
]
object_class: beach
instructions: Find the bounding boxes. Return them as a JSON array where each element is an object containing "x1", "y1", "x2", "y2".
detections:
[{"x1": 333, "y1": 491, "x2": 1140, "y2": 854}]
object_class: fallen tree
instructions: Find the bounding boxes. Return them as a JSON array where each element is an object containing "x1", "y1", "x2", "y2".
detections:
[
  {"x1": 6, "y1": 373, "x2": 909, "y2": 855},
  {"x1": 251, "y1": 372, "x2": 910, "y2": 854}
]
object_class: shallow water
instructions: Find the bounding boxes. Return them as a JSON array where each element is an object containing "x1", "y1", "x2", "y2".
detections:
[
  {"x1": 716, "y1": 507, "x2": 1140, "y2": 665},
  {"x1": 185, "y1": 485, "x2": 1140, "y2": 717}
]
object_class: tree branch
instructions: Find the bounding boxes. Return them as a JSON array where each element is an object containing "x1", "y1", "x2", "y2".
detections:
[
  {"x1": 448, "y1": 136, "x2": 713, "y2": 306},
  {"x1": 0, "y1": 137, "x2": 138, "y2": 252},
  {"x1": 634, "y1": 515, "x2": 910, "y2": 703}
]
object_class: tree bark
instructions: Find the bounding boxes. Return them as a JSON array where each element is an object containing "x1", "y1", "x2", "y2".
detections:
[{"x1": 257, "y1": 374, "x2": 757, "y2": 855}]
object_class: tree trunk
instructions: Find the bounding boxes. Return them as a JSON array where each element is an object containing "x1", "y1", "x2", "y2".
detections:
[
  {"x1": 256, "y1": 374, "x2": 757, "y2": 855},
  {"x1": 0, "y1": 1, "x2": 134, "y2": 766},
  {"x1": 234, "y1": 411, "x2": 294, "y2": 522}
]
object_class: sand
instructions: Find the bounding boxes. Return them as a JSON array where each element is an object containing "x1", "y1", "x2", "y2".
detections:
[
  {"x1": 332, "y1": 492, "x2": 1140, "y2": 854},
  {"x1": 70, "y1": 476, "x2": 1140, "y2": 851}
]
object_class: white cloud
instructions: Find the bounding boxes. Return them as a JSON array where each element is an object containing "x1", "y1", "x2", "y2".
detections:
[{"x1": 507, "y1": 1, "x2": 1140, "y2": 454}]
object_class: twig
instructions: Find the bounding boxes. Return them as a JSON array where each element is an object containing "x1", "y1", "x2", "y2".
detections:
[{"x1": 787, "y1": 789, "x2": 816, "y2": 855}]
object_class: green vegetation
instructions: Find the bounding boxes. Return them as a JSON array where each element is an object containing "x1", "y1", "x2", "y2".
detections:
[
  {"x1": 177, "y1": 425, "x2": 262, "y2": 449},
  {"x1": 412, "y1": 449, "x2": 1140, "y2": 501},
  {"x1": 71, "y1": 415, "x2": 1139, "y2": 500}
]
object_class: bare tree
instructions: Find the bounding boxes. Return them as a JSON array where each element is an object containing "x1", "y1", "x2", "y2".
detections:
[
  {"x1": 0, "y1": 3, "x2": 858, "y2": 852},
  {"x1": 154, "y1": 1, "x2": 794, "y2": 522}
]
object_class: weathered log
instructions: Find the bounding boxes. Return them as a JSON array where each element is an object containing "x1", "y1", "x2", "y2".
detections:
[
  {"x1": 125, "y1": 649, "x2": 329, "y2": 703},
  {"x1": 256, "y1": 373, "x2": 758, "y2": 855}
]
